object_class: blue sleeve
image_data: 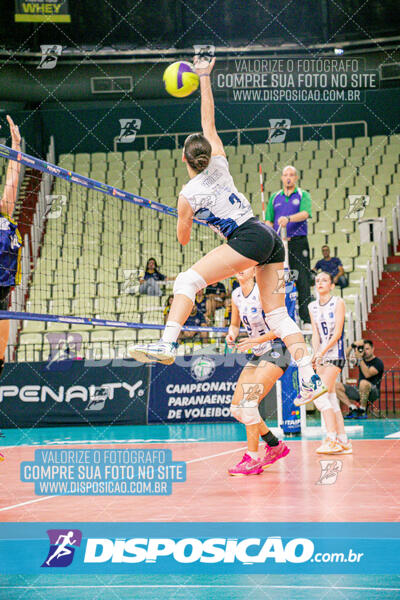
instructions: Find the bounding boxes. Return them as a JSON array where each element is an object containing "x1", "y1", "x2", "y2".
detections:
[
  {"x1": 315, "y1": 260, "x2": 321, "y2": 270},
  {"x1": 335, "y1": 258, "x2": 343, "y2": 267}
]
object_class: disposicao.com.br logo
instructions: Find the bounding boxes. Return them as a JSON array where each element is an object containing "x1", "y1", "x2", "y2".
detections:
[{"x1": 82, "y1": 536, "x2": 363, "y2": 565}]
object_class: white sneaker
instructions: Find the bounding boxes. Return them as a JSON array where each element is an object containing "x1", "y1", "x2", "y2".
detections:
[
  {"x1": 128, "y1": 341, "x2": 178, "y2": 365},
  {"x1": 294, "y1": 374, "x2": 328, "y2": 406},
  {"x1": 302, "y1": 323, "x2": 313, "y2": 333},
  {"x1": 316, "y1": 438, "x2": 343, "y2": 454},
  {"x1": 337, "y1": 439, "x2": 353, "y2": 454}
]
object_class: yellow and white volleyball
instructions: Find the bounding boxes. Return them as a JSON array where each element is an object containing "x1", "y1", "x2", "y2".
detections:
[{"x1": 163, "y1": 61, "x2": 199, "y2": 98}]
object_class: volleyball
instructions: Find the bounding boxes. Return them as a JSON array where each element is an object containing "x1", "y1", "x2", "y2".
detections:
[{"x1": 163, "y1": 61, "x2": 199, "y2": 98}]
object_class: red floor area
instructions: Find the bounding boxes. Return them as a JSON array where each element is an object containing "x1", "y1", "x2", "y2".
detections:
[{"x1": 1, "y1": 440, "x2": 399, "y2": 522}]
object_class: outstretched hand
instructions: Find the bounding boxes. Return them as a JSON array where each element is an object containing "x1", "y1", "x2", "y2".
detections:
[
  {"x1": 6, "y1": 115, "x2": 21, "y2": 148},
  {"x1": 236, "y1": 337, "x2": 256, "y2": 353},
  {"x1": 193, "y1": 55, "x2": 216, "y2": 76}
]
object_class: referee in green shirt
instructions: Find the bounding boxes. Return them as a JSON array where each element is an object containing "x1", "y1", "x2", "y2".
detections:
[{"x1": 265, "y1": 165, "x2": 313, "y2": 328}]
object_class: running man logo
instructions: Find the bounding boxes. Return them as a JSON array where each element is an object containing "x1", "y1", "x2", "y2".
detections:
[
  {"x1": 241, "y1": 383, "x2": 264, "y2": 404},
  {"x1": 42, "y1": 529, "x2": 82, "y2": 568},
  {"x1": 193, "y1": 44, "x2": 215, "y2": 68},
  {"x1": 347, "y1": 195, "x2": 370, "y2": 220},
  {"x1": 45, "y1": 194, "x2": 66, "y2": 219},
  {"x1": 118, "y1": 119, "x2": 142, "y2": 143},
  {"x1": 37, "y1": 45, "x2": 62, "y2": 70},
  {"x1": 121, "y1": 269, "x2": 141, "y2": 295},
  {"x1": 268, "y1": 119, "x2": 291, "y2": 143},
  {"x1": 45, "y1": 332, "x2": 82, "y2": 371},
  {"x1": 274, "y1": 268, "x2": 299, "y2": 293},
  {"x1": 316, "y1": 460, "x2": 343, "y2": 485},
  {"x1": 86, "y1": 386, "x2": 111, "y2": 411}
]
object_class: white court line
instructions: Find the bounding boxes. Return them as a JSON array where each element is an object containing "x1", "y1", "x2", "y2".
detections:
[
  {"x1": 0, "y1": 585, "x2": 398, "y2": 591},
  {"x1": 0, "y1": 445, "x2": 246, "y2": 512},
  {"x1": 0, "y1": 495, "x2": 56, "y2": 512}
]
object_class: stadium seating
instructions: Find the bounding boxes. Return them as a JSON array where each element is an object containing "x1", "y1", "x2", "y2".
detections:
[{"x1": 16, "y1": 133, "x2": 399, "y2": 359}]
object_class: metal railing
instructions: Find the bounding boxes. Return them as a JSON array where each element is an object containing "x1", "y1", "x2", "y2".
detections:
[
  {"x1": 114, "y1": 120, "x2": 368, "y2": 152},
  {"x1": 380, "y1": 370, "x2": 400, "y2": 415}
]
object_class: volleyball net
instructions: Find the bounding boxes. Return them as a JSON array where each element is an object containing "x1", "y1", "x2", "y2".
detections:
[{"x1": 0, "y1": 142, "x2": 232, "y2": 363}]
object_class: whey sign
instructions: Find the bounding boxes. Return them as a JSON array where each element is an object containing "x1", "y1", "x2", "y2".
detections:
[
  {"x1": 148, "y1": 355, "x2": 243, "y2": 423},
  {"x1": 0, "y1": 360, "x2": 148, "y2": 428},
  {"x1": 15, "y1": 0, "x2": 71, "y2": 22}
]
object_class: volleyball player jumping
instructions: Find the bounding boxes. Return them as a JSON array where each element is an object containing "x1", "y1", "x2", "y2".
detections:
[
  {"x1": 308, "y1": 272, "x2": 352, "y2": 454},
  {"x1": 226, "y1": 267, "x2": 290, "y2": 476},
  {"x1": 129, "y1": 57, "x2": 326, "y2": 404}
]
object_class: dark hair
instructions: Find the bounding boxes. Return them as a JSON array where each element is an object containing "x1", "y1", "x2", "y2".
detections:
[
  {"x1": 184, "y1": 133, "x2": 212, "y2": 173},
  {"x1": 145, "y1": 257, "x2": 160, "y2": 273},
  {"x1": 321, "y1": 245, "x2": 330, "y2": 250},
  {"x1": 166, "y1": 294, "x2": 173, "y2": 306},
  {"x1": 364, "y1": 339, "x2": 374, "y2": 347},
  {"x1": 317, "y1": 270, "x2": 334, "y2": 283}
]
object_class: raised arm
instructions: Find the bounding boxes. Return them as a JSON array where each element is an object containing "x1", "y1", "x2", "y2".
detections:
[
  {"x1": 0, "y1": 116, "x2": 22, "y2": 217},
  {"x1": 193, "y1": 57, "x2": 225, "y2": 157}
]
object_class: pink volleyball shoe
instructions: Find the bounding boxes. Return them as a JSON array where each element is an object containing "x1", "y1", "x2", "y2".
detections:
[
  {"x1": 228, "y1": 453, "x2": 263, "y2": 477},
  {"x1": 259, "y1": 441, "x2": 290, "y2": 470}
]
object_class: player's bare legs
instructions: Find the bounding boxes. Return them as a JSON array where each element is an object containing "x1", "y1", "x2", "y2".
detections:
[
  {"x1": 228, "y1": 360, "x2": 290, "y2": 476},
  {"x1": 318, "y1": 364, "x2": 352, "y2": 454}
]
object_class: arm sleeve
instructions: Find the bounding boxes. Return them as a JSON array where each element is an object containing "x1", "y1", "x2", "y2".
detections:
[
  {"x1": 315, "y1": 260, "x2": 321, "y2": 270},
  {"x1": 265, "y1": 194, "x2": 276, "y2": 222},
  {"x1": 299, "y1": 190, "x2": 312, "y2": 217},
  {"x1": 159, "y1": 273, "x2": 166, "y2": 281}
]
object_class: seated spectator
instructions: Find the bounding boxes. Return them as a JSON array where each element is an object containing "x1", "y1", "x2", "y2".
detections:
[
  {"x1": 336, "y1": 339, "x2": 384, "y2": 419},
  {"x1": 179, "y1": 305, "x2": 209, "y2": 341},
  {"x1": 205, "y1": 281, "x2": 226, "y2": 322},
  {"x1": 163, "y1": 294, "x2": 174, "y2": 324},
  {"x1": 224, "y1": 297, "x2": 232, "y2": 327},
  {"x1": 314, "y1": 245, "x2": 348, "y2": 288},
  {"x1": 139, "y1": 258, "x2": 169, "y2": 296},
  {"x1": 195, "y1": 290, "x2": 210, "y2": 324}
]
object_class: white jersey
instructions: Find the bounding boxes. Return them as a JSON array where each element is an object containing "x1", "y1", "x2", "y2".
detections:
[
  {"x1": 180, "y1": 155, "x2": 254, "y2": 239},
  {"x1": 309, "y1": 296, "x2": 345, "y2": 360},
  {"x1": 232, "y1": 283, "x2": 273, "y2": 356}
]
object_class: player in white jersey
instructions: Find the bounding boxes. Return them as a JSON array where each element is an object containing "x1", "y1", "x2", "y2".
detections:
[
  {"x1": 129, "y1": 57, "x2": 327, "y2": 407},
  {"x1": 226, "y1": 267, "x2": 290, "y2": 476},
  {"x1": 308, "y1": 272, "x2": 352, "y2": 454}
]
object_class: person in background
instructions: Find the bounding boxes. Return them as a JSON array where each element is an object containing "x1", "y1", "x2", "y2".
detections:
[
  {"x1": 0, "y1": 115, "x2": 22, "y2": 382},
  {"x1": 139, "y1": 258, "x2": 169, "y2": 297},
  {"x1": 179, "y1": 304, "x2": 209, "y2": 342},
  {"x1": 314, "y1": 245, "x2": 348, "y2": 288},
  {"x1": 204, "y1": 280, "x2": 226, "y2": 322},
  {"x1": 163, "y1": 294, "x2": 174, "y2": 324},
  {"x1": 265, "y1": 165, "x2": 313, "y2": 329},
  {"x1": 336, "y1": 339, "x2": 384, "y2": 419}
]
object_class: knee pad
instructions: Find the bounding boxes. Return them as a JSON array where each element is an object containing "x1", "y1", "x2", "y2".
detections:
[
  {"x1": 230, "y1": 402, "x2": 261, "y2": 426},
  {"x1": 314, "y1": 393, "x2": 331, "y2": 412},
  {"x1": 265, "y1": 307, "x2": 301, "y2": 339},
  {"x1": 173, "y1": 268, "x2": 206, "y2": 303},
  {"x1": 328, "y1": 392, "x2": 341, "y2": 413}
]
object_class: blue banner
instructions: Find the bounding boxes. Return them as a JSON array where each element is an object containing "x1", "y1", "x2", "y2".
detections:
[
  {"x1": 0, "y1": 359, "x2": 149, "y2": 428},
  {"x1": 0, "y1": 522, "x2": 398, "y2": 574},
  {"x1": 148, "y1": 354, "x2": 246, "y2": 423},
  {"x1": 280, "y1": 282, "x2": 301, "y2": 434}
]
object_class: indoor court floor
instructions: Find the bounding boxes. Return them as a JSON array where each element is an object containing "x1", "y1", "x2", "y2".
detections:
[{"x1": 1, "y1": 420, "x2": 399, "y2": 599}]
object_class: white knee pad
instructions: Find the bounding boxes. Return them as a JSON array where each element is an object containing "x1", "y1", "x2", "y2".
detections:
[
  {"x1": 173, "y1": 268, "x2": 206, "y2": 303},
  {"x1": 231, "y1": 402, "x2": 261, "y2": 426},
  {"x1": 328, "y1": 392, "x2": 341, "y2": 413},
  {"x1": 265, "y1": 307, "x2": 301, "y2": 339},
  {"x1": 314, "y1": 393, "x2": 331, "y2": 412}
]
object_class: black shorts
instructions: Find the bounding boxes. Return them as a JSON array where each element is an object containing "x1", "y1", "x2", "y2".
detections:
[
  {"x1": 0, "y1": 286, "x2": 11, "y2": 311},
  {"x1": 246, "y1": 341, "x2": 291, "y2": 372},
  {"x1": 323, "y1": 358, "x2": 346, "y2": 371},
  {"x1": 227, "y1": 218, "x2": 285, "y2": 265},
  {"x1": 344, "y1": 383, "x2": 379, "y2": 403}
]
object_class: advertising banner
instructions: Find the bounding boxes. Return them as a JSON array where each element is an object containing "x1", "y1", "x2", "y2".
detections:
[
  {"x1": 15, "y1": 0, "x2": 71, "y2": 22},
  {"x1": 148, "y1": 354, "x2": 246, "y2": 424},
  {"x1": 0, "y1": 360, "x2": 149, "y2": 428}
]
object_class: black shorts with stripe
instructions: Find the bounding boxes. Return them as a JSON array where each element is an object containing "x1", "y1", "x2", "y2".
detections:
[
  {"x1": 227, "y1": 217, "x2": 285, "y2": 265},
  {"x1": 246, "y1": 341, "x2": 291, "y2": 372}
]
